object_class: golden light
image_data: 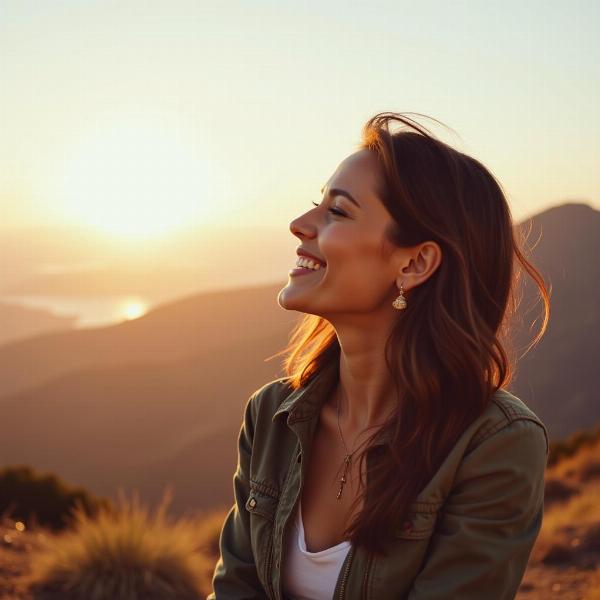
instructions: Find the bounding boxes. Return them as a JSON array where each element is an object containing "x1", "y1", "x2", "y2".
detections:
[
  {"x1": 50, "y1": 112, "x2": 224, "y2": 240},
  {"x1": 118, "y1": 298, "x2": 148, "y2": 321}
]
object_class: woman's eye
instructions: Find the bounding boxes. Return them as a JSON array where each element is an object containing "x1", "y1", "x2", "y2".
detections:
[{"x1": 311, "y1": 201, "x2": 346, "y2": 217}]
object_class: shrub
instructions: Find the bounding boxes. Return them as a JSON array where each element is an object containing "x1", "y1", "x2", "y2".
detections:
[
  {"x1": 544, "y1": 477, "x2": 578, "y2": 506},
  {"x1": 0, "y1": 465, "x2": 111, "y2": 531},
  {"x1": 24, "y1": 486, "x2": 209, "y2": 600},
  {"x1": 547, "y1": 424, "x2": 600, "y2": 468}
]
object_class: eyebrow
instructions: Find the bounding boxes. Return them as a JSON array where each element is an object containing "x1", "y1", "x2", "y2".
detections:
[{"x1": 320, "y1": 185, "x2": 362, "y2": 209}]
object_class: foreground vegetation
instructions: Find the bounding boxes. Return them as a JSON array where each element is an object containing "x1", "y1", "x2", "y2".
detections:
[
  {"x1": 1, "y1": 486, "x2": 227, "y2": 599},
  {"x1": 2, "y1": 422, "x2": 600, "y2": 599}
]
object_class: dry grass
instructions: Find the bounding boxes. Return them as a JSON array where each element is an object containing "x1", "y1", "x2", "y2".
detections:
[
  {"x1": 550, "y1": 438, "x2": 600, "y2": 485},
  {"x1": 4, "y1": 433, "x2": 600, "y2": 599},
  {"x1": 517, "y1": 436, "x2": 600, "y2": 599},
  {"x1": 17, "y1": 487, "x2": 224, "y2": 600}
]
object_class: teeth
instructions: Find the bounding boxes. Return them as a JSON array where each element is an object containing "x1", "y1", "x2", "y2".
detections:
[{"x1": 296, "y1": 257, "x2": 324, "y2": 270}]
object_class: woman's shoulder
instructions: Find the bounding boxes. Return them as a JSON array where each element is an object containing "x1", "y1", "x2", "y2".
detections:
[
  {"x1": 465, "y1": 387, "x2": 549, "y2": 459},
  {"x1": 246, "y1": 376, "x2": 295, "y2": 419}
]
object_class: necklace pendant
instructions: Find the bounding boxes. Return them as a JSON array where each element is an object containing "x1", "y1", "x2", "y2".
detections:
[{"x1": 336, "y1": 454, "x2": 352, "y2": 501}]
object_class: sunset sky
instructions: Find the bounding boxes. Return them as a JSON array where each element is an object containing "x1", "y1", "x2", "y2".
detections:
[{"x1": 1, "y1": 0, "x2": 598, "y2": 239}]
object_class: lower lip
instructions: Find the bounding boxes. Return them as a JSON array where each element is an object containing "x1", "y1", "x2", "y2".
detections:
[{"x1": 288, "y1": 266, "x2": 325, "y2": 276}]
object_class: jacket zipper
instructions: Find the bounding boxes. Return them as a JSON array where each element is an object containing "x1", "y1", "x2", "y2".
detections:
[
  {"x1": 361, "y1": 551, "x2": 373, "y2": 599},
  {"x1": 337, "y1": 544, "x2": 356, "y2": 599},
  {"x1": 273, "y1": 445, "x2": 304, "y2": 600},
  {"x1": 276, "y1": 447, "x2": 304, "y2": 598}
]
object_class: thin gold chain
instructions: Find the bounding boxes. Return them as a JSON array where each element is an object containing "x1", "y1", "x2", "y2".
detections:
[{"x1": 335, "y1": 385, "x2": 363, "y2": 500}]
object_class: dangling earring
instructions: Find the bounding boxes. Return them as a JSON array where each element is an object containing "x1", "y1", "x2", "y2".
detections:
[{"x1": 392, "y1": 281, "x2": 407, "y2": 310}]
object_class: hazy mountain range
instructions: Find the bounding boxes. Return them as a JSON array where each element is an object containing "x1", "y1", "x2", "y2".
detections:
[{"x1": 0, "y1": 201, "x2": 597, "y2": 517}]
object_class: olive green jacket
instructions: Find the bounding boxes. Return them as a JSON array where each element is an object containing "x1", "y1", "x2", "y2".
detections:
[{"x1": 207, "y1": 358, "x2": 549, "y2": 600}]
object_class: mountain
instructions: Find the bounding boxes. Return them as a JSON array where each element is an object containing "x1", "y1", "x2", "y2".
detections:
[
  {"x1": 0, "y1": 282, "x2": 296, "y2": 515},
  {"x1": 509, "y1": 202, "x2": 600, "y2": 439},
  {"x1": 0, "y1": 201, "x2": 598, "y2": 517},
  {"x1": 0, "y1": 301, "x2": 77, "y2": 346},
  {"x1": 0, "y1": 283, "x2": 294, "y2": 399}
]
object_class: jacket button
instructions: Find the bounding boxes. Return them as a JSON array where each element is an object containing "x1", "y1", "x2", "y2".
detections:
[{"x1": 248, "y1": 497, "x2": 257, "y2": 509}]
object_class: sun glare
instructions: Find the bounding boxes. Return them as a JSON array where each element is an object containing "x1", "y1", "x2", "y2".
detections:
[
  {"x1": 51, "y1": 113, "x2": 224, "y2": 240},
  {"x1": 119, "y1": 298, "x2": 148, "y2": 321}
]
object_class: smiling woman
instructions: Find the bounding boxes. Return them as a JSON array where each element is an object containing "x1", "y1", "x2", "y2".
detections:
[
  {"x1": 49, "y1": 113, "x2": 220, "y2": 240},
  {"x1": 209, "y1": 111, "x2": 551, "y2": 600}
]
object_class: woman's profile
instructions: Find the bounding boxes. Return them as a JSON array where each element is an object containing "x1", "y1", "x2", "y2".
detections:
[{"x1": 207, "y1": 112, "x2": 550, "y2": 600}]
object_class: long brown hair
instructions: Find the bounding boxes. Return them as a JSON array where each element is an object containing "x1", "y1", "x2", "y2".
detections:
[{"x1": 271, "y1": 111, "x2": 550, "y2": 556}]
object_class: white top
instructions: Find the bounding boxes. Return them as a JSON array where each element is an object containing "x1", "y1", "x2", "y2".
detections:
[{"x1": 282, "y1": 498, "x2": 352, "y2": 600}]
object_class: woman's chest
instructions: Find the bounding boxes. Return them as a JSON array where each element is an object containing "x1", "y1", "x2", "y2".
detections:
[
  {"x1": 299, "y1": 423, "x2": 366, "y2": 553},
  {"x1": 248, "y1": 401, "x2": 446, "y2": 599}
]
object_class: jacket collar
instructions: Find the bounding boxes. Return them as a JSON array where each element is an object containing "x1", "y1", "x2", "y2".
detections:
[
  {"x1": 272, "y1": 357, "x2": 339, "y2": 423},
  {"x1": 272, "y1": 358, "x2": 393, "y2": 445}
]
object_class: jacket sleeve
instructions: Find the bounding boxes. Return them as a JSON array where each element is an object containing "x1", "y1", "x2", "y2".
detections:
[
  {"x1": 207, "y1": 391, "x2": 266, "y2": 599},
  {"x1": 406, "y1": 417, "x2": 549, "y2": 600}
]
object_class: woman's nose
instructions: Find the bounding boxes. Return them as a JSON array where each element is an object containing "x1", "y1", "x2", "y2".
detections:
[{"x1": 289, "y1": 213, "x2": 317, "y2": 238}]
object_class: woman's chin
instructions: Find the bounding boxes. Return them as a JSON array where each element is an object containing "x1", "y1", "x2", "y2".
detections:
[
  {"x1": 277, "y1": 287, "x2": 299, "y2": 310},
  {"x1": 277, "y1": 285, "x2": 318, "y2": 312}
]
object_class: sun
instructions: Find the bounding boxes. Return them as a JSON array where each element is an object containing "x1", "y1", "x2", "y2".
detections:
[
  {"x1": 119, "y1": 298, "x2": 148, "y2": 321},
  {"x1": 51, "y1": 112, "x2": 224, "y2": 240}
]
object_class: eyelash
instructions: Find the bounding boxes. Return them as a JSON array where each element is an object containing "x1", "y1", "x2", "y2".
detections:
[{"x1": 311, "y1": 201, "x2": 346, "y2": 217}]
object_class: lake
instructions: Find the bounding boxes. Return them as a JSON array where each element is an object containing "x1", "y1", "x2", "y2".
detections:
[{"x1": 0, "y1": 294, "x2": 154, "y2": 328}]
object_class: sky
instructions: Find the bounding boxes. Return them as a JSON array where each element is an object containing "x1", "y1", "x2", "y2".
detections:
[{"x1": 1, "y1": 0, "x2": 598, "y2": 238}]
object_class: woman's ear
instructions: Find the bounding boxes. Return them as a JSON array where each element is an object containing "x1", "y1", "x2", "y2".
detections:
[{"x1": 396, "y1": 241, "x2": 442, "y2": 290}]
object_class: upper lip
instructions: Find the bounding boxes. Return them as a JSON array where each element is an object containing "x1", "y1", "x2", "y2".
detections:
[{"x1": 296, "y1": 248, "x2": 327, "y2": 266}]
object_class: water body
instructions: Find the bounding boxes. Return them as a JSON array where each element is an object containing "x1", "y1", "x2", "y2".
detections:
[{"x1": 0, "y1": 294, "x2": 152, "y2": 328}]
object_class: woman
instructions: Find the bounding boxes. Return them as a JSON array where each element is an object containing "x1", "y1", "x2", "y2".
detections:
[{"x1": 208, "y1": 112, "x2": 550, "y2": 600}]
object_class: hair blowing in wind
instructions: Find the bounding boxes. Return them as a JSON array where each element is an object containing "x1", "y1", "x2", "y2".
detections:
[{"x1": 270, "y1": 111, "x2": 550, "y2": 556}]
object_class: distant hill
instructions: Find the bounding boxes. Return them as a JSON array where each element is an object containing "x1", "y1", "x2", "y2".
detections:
[
  {"x1": 0, "y1": 283, "x2": 295, "y2": 399},
  {"x1": 0, "y1": 301, "x2": 77, "y2": 346},
  {"x1": 0, "y1": 283, "x2": 296, "y2": 515},
  {"x1": 509, "y1": 202, "x2": 600, "y2": 439}
]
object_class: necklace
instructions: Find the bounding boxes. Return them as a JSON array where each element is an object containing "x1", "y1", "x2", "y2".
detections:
[{"x1": 335, "y1": 385, "x2": 362, "y2": 501}]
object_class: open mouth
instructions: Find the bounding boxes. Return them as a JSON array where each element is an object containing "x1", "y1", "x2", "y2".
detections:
[
  {"x1": 289, "y1": 260, "x2": 326, "y2": 276},
  {"x1": 295, "y1": 256, "x2": 326, "y2": 268}
]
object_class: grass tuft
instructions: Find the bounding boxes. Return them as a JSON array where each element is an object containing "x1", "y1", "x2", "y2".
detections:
[{"x1": 23, "y1": 486, "x2": 210, "y2": 600}]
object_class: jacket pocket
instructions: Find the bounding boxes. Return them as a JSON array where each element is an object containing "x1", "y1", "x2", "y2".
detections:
[
  {"x1": 370, "y1": 501, "x2": 444, "y2": 599},
  {"x1": 244, "y1": 480, "x2": 280, "y2": 597},
  {"x1": 393, "y1": 500, "x2": 443, "y2": 540},
  {"x1": 245, "y1": 485, "x2": 279, "y2": 520}
]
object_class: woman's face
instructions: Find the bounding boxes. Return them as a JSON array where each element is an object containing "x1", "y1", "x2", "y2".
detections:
[{"x1": 278, "y1": 148, "x2": 406, "y2": 320}]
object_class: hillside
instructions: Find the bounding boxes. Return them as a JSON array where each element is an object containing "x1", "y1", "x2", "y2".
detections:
[
  {"x1": 0, "y1": 201, "x2": 598, "y2": 520},
  {"x1": 0, "y1": 282, "x2": 295, "y2": 399},
  {"x1": 517, "y1": 435, "x2": 600, "y2": 598},
  {"x1": 510, "y1": 202, "x2": 600, "y2": 439},
  {"x1": 0, "y1": 290, "x2": 293, "y2": 515},
  {"x1": 0, "y1": 301, "x2": 77, "y2": 347}
]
